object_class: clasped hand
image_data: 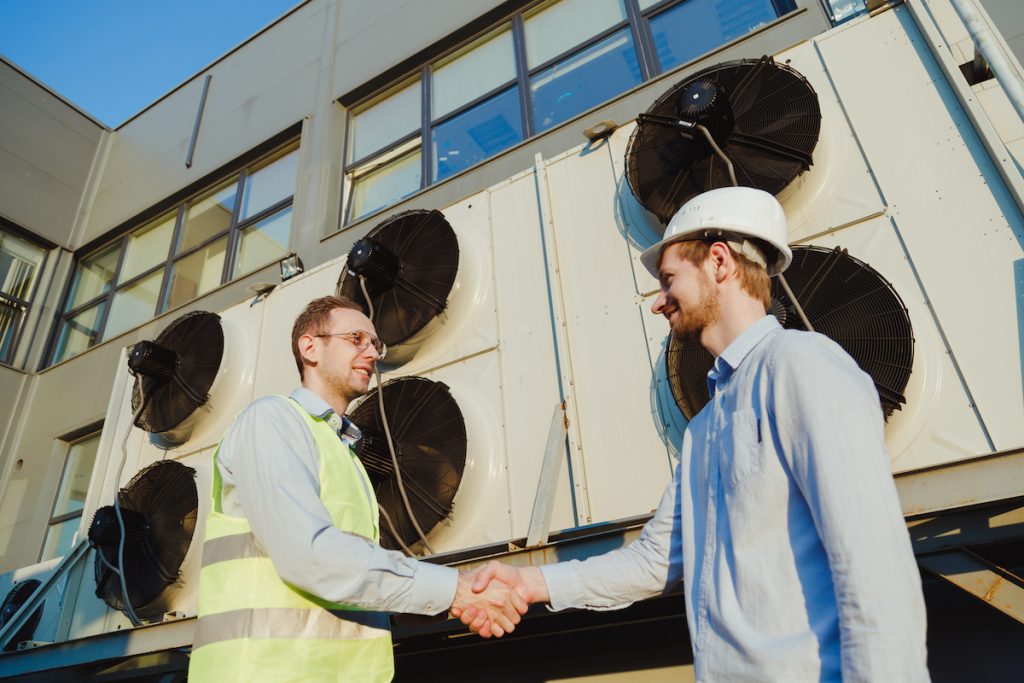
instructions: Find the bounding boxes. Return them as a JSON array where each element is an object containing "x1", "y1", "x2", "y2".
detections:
[{"x1": 450, "y1": 561, "x2": 549, "y2": 638}]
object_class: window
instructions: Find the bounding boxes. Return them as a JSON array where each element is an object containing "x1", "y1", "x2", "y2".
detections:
[
  {"x1": 0, "y1": 228, "x2": 48, "y2": 365},
  {"x1": 41, "y1": 433, "x2": 100, "y2": 561},
  {"x1": 343, "y1": 0, "x2": 796, "y2": 223},
  {"x1": 49, "y1": 142, "x2": 299, "y2": 365}
]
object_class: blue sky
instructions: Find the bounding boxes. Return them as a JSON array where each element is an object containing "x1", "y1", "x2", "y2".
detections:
[{"x1": 0, "y1": 0, "x2": 300, "y2": 127}]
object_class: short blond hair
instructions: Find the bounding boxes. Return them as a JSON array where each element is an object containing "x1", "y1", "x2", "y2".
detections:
[{"x1": 671, "y1": 240, "x2": 771, "y2": 310}]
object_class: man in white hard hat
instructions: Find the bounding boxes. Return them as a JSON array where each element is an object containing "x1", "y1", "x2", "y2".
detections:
[{"x1": 457, "y1": 187, "x2": 929, "y2": 681}]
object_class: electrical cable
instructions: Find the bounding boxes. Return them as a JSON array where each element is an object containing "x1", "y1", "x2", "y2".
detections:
[
  {"x1": 358, "y1": 274, "x2": 435, "y2": 555},
  {"x1": 377, "y1": 504, "x2": 417, "y2": 556},
  {"x1": 112, "y1": 388, "x2": 150, "y2": 627}
]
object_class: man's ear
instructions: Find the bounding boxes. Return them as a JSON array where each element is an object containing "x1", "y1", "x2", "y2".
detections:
[
  {"x1": 708, "y1": 242, "x2": 733, "y2": 282},
  {"x1": 298, "y1": 334, "x2": 318, "y2": 369}
]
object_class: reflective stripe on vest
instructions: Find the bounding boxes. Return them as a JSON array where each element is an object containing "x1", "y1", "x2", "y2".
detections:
[{"x1": 190, "y1": 397, "x2": 392, "y2": 683}]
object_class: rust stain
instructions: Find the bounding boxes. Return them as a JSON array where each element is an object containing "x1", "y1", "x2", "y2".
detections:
[{"x1": 983, "y1": 577, "x2": 1002, "y2": 602}]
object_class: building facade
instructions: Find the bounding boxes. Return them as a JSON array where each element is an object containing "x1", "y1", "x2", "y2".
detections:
[{"x1": 1, "y1": 0, "x2": 1024, "y2": 680}]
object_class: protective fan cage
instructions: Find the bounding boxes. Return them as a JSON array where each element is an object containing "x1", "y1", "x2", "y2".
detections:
[
  {"x1": 0, "y1": 579, "x2": 42, "y2": 652},
  {"x1": 130, "y1": 311, "x2": 224, "y2": 434},
  {"x1": 91, "y1": 460, "x2": 198, "y2": 621},
  {"x1": 350, "y1": 377, "x2": 467, "y2": 551},
  {"x1": 626, "y1": 55, "x2": 821, "y2": 223},
  {"x1": 339, "y1": 209, "x2": 460, "y2": 347},
  {"x1": 667, "y1": 246, "x2": 914, "y2": 420}
]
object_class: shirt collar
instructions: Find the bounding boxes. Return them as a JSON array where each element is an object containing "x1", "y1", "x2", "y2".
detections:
[
  {"x1": 289, "y1": 387, "x2": 363, "y2": 445},
  {"x1": 707, "y1": 315, "x2": 781, "y2": 397}
]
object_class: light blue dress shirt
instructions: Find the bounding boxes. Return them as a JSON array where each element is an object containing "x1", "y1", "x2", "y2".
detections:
[
  {"x1": 215, "y1": 387, "x2": 458, "y2": 615},
  {"x1": 542, "y1": 316, "x2": 929, "y2": 682}
]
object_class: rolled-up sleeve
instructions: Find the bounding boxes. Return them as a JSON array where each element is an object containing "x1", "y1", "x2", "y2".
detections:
[
  {"x1": 541, "y1": 463, "x2": 683, "y2": 611},
  {"x1": 217, "y1": 396, "x2": 457, "y2": 615}
]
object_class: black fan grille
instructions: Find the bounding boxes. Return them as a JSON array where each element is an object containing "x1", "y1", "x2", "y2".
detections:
[
  {"x1": 92, "y1": 460, "x2": 197, "y2": 621},
  {"x1": 0, "y1": 579, "x2": 42, "y2": 652},
  {"x1": 667, "y1": 246, "x2": 914, "y2": 420},
  {"x1": 350, "y1": 377, "x2": 467, "y2": 551},
  {"x1": 626, "y1": 56, "x2": 821, "y2": 222},
  {"x1": 339, "y1": 210, "x2": 459, "y2": 347},
  {"x1": 131, "y1": 311, "x2": 223, "y2": 435}
]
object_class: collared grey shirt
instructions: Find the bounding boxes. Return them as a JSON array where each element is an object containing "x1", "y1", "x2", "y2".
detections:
[
  {"x1": 541, "y1": 316, "x2": 929, "y2": 682},
  {"x1": 215, "y1": 387, "x2": 457, "y2": 615}
]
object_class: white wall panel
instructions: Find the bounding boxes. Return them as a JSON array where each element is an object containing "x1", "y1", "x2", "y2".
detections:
[
  {"x1": 817, "y1": 6, "x2": 1024, "y2": 450},
  {"x1": 544, "y1": 143, "x2": 676, "y2": 524}
]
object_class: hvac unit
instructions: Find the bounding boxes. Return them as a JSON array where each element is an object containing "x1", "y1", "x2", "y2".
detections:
[
  {"x1": 620, "y1": 51, "x2": 990, "y2": 473},
  {"x1": 67, "y1": 300, "x2": 264, "y2": 638},
  {"x1": 87, "y1": 460, "x2": 198, "y2": 625},
  {"x1": 0, "y1": 559, "x2": 64, "y2": 651},
  {"x1": 350, "y1": 369, "x2": 510, "y2": 554},
  {"x1": 339, "y1": 202, "x2": 496, "y2": 376}
]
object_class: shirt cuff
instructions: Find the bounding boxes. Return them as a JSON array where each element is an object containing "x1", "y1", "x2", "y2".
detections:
[
  {"x1": 407, "y1": 562, "x2": 459, "y2": 616},
  {"x1": 539, "y1": 561, "x2": 586, "y2": 612}
]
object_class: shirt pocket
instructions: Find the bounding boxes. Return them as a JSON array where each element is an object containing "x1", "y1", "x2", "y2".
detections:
[{"x1": 721, "y1": 409, "x2": 762, "y2": 489}]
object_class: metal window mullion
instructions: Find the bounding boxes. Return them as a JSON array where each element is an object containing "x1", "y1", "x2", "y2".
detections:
[
  {"x1": 94, "y1": 236, "x2": 129, "y2": 343},
  {"x1": 345, "y1": 130, "x2": 423, "y2": 173},
  {"x1": 430, "y1": 77, "x2": 520, "y2": 128},
  {"x1": 47, "y1": 509, "x2": 83, "y2": 527},
  {"x1": 222, "y1": 172, "x2": 248, "y2": 284},
  {"x1": 420, "y1": 66, "x2": 431, "y2": 187},
  {"x1": 157, "y1": 206, "x2": 185, "y2": 314},
  {"x1": 234, "y1": 196, "x2": 295, "y2": 233},
  {"x1": 525, "y1": 19, "x2": 632, "y2": 77},
  {"x1": 512, "y1": 14, "x2": 535, "y2": 137},
  {"x1": 625, "y1": 0, "x2": 656, "y2": 79}
]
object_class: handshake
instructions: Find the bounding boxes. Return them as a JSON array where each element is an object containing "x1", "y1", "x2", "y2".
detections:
[{"x1": 449, "y1": 561, "x2": 550, "y2": 638}]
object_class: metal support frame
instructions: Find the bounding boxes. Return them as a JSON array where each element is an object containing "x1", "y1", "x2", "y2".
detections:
[
  {"x1": 0, "y1": 539, "x2": 90, "y2": 652},
  {"x1": 917, "y1": 549, "x2": 1024, "y2": 624},
  {"x1": 525, "y1": 402, "x2": 569, "y2": 548}
]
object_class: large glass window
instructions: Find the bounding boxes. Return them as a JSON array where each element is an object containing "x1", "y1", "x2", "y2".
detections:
[
  {"x1": 49, "y1": 141, "x2": 300, "y2": 366},
  {"x1": 343, "y1": 0, "x2": 795, "y2": 223},
  {"x1": 41, "y1": 433, "x2": 100, "y2": 562},
  {"x1": 0, "y1": 228, "x2": 47, "y2": 364}
]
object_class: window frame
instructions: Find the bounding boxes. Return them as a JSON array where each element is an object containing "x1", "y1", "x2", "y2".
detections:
[
  {"x1": 46, "y1": 138, "x2": 301, "y2": 367},
  {"x1": 341, "y1": 0, "x2": 798, "y2": 225},
  {"x1": 40, "y1": 429, "x2": 101, "y2": 563},
  {"x1": 0, "y1": 220, "x2": 53, "y2": 367}
]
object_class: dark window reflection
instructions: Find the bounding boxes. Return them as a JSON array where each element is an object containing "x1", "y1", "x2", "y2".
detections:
[
  {"x1": 433, "y1": 87, "x2": 524, "y2": 182},
  {"x1": 530, "y1": 29, "x2": 642, "y2": 134},
  {"x1": 651, "y1": 0, "x2": 779, "y2": 72}
]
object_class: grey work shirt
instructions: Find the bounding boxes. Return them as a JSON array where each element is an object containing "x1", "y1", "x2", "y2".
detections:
[{"x1": 215, "y1": 387, "x2": 457, "y2": 615}]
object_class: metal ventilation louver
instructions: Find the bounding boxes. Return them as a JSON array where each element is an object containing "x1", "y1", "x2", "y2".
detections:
[
  {"x1": 89, "y1": 460, "x2": 198, "y2": 622},
  {"x1": 129, "y1": 311, "x2": 224, "y2": 446},
  {"x1": 626, "y1": 55, "x2": 821, "y2": 223},
  {"x1": 350, "y1": 377, "x2": 467, "y2": 551},
  {"x1": 339, "y1": 210, "x2": 460, "y2": 347},
  {"x1": 667, "y1": 246, "x2": 914, "y2": 420}
]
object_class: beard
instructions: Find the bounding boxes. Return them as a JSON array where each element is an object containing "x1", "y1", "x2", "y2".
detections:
[{"x1": 670, "y1": 271, "x2": 720, "y2": 344}]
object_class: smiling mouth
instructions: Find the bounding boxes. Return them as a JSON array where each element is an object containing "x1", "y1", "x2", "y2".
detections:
[{"x1": 354, "y1": 367, "x2": 372, "y2": 378}]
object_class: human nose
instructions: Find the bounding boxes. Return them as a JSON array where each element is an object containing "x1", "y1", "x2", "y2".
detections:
[{"x1": 651, "y1": 290, "x2": 667, "y2": 315}]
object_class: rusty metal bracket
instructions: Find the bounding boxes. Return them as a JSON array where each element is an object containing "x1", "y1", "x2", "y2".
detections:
[{"x1": 917, "y1": 548, "x2": 1024, "y2": 624}]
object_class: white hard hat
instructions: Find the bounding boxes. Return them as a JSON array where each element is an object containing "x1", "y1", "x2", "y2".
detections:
[{"x1": 640, "y1": 186, "x2": 792, "y2": 277}]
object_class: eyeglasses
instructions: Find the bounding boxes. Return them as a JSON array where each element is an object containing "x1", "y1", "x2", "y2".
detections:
[{"x1": 315, "y1": 330, "x2": 387, "y2": 359}]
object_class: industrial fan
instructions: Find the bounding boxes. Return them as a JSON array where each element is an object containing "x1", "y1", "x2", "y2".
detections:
[
  {"x1": 350, "y1": 377, "x2": 467, "y2": 551},
  {"x1": 625, "y1": 55, "x2": 821, "y2": 223},
  {"x1": 667, "y1": 246, "x2": 914, "y2": 420},
  {"x1": 339, "y1": 210, "x2": 459, "y2": 346},
  {"x1": 128, "y1": 311, "x2": 224, "y2": 448},
  {"x1": 0, "y1": 580, "x2": 42, "y2": 652},
  {"x1": 89, "y1": 460, "x2": 198, "y2": 622}
]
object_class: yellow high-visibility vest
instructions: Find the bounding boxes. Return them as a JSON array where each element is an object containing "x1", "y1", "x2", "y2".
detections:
[{"x1": 189, "y1": 397, "x2": 392, "y2": 682}]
